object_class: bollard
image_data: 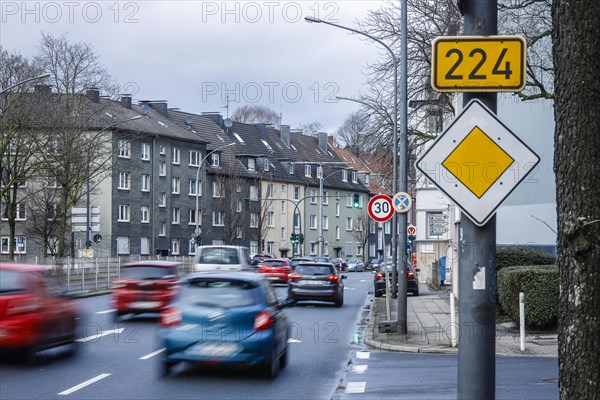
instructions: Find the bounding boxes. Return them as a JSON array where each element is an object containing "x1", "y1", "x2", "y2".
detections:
[{"x1": 519, "y1": 292, "x2": 525, "y2": 351}]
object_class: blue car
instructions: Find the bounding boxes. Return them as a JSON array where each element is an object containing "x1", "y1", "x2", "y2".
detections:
[{"x1": 159, "y1": 271, "x2": 291, "y2": 378}]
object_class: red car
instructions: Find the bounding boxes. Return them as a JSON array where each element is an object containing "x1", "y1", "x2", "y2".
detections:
[
  {"x1": 257, "y1": 259, "x2": 292, "y2": 284},
  {"x1": 0, "y1": 263, "x2": 80, "y2": 362},
  {"x1": 111, "y1": 261, "x2": 180, "y2": 321}
]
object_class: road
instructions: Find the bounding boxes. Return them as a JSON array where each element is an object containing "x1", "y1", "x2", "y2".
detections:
[{"x1": 0, "y1": 272, "x2": 374, "y2": 400}]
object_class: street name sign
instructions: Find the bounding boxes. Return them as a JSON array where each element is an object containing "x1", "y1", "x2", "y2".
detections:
[
  {"x1": 368, "y1": 194, "x2": 394, "y2": 223},
  {"x1": 416, "y1": 99, "x2": 540, "y2": 226},
  {"x1": 432, "y1": 36, "x2": 526, "y2": 92}
]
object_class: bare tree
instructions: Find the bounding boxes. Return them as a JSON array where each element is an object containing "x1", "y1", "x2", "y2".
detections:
[
  {"x1": 298, "y1": 121, "x2": 323, "y2": 136},
  {"x1": 351, "y1": 208, "x2": 372, "y2": 261},
  {"x1": 25, "y1": 184, "x2": 62, "y2": 256},
  {"x1": 336, "y1": 110, "x2": 370, "y2": 149},
  {"x1": 214, "y1": 168, "x2": 248, "y2": 245},
  {"x1": 231, "y1": 105, "x2": 281, "y2": 128},
  {"x1": 552, "y1": 0, "x2": 600, "y2": 397}
]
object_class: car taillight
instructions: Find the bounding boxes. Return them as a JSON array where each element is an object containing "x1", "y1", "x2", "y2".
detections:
[
  {"x1": 376, "y1": 273, "x2": 384, "y2": 280},
  {"x1": 407, "y1": 271, "x2": 415, "y2": 279},
  {"x1": 326, "y1": 275, "x2": 339, "y2": 282},
  {"x1": 254, "y1": 310, "x2": 273, "y2": 331},
  {"x1": 289, "y1": 274, "x2": 302, "y2": 281},
  {"x1": 160, "y1": 308, "x2": 181, "y2": 327}
]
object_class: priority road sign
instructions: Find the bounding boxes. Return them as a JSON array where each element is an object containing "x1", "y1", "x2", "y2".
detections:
[
  {"x1": 367, "y1": 195, "x2": 394, "y2": 223},
  {"x1": 416, "y1": 99, "x2": 540, "y2": 226},
  {"x1": 392, "y1": 192, "x2": 412, "y2": 213}
]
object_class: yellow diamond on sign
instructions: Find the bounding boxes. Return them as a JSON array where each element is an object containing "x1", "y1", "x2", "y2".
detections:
[{"x1": 442, "y1": 126, "x2": 514, "y2": 198}]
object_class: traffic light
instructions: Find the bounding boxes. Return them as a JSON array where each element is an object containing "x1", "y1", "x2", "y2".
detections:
[
  {"x1": 353, "y1": 193, "x2": 360, "y2": 208},
  {"x1": 290, "y1": 233, "x2": 298, "y2": 243},
  {"x1": 298, "y1": 233, "x2": 304, "y2": 244}
]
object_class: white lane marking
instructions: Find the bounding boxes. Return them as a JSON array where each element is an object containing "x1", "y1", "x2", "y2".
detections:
[
  {"x1": 96, "y1": 309, "x2": 115, "y2": 314},
  {"x1": 139, "y1": 348, "x2": 165, "y2": 360},
  {"x1": 76, "y1": 328, "x2": 124, "y2": 343},
  {"x1": 356, "y1": 351, "x2": 370, "y2": 359},
  {"x1": 58, "y1": 373, "x2": 111, "y2": 396},
  {"x1": 346, "y1": 381, "x2": 366, "y2": 393},
  {"x1": 287, "y1": 338, "x2": 301, "y2": 343},
  {"x1": 351, "y1": 364, "x2": 368, "y2": 373}
]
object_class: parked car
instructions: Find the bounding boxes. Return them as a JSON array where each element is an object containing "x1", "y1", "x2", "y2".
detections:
[
  {"x1": 111, "y1": 261, "x2": 180, "y2": 321},
  {"x1": 0, "y1": 263, "x2": 80, "y2": 362},
  {"x1": 257, "y1": 259, "x2": 292, "y2": 284},
  {"x1": 251, "y1": 253, "x2": 275, "y2": 266},
  {"x1": 193, "y1": 245, "x2": 252, "y2": 272},
  {"x1": 365, "y1": 258, "x2": 380, "y2": 271},
  {"x1": 287, "y1": 262, "x2": 347, "y2": 307},
  {"x1": 159, "y1": 271, "x2": 292, "y2": 378},
  {"x1": 346, "y1": 258, "x2": 365, "y2": 272},
  {"x1": 330, "y1": 258, "x2": 348, "y2": 272},
  {"x1": 290, "y1": 257, "x2": 314, "y2": 270},
  {"x1": 373, "y1": 263, "x2": 420, "y2": 297}
]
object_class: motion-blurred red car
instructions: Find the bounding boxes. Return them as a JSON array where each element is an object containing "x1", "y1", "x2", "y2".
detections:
[
  {"x1": 0, "y1": 263, "x2": 80, "y2": 362},
  {"x1": 111, "y1": 261, "x2": 180, "y2": 321},
  {"x1": 257, "y1": 259, "x2": 292, "y2": 284}
]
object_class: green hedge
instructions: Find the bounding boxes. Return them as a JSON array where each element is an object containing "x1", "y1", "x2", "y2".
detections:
[
  {"x1": 496, "y1": 247, "x2": 556, "y2": 270},
  {"x1": 497, "y1": 266, "x2": 558, "y2": 329}
]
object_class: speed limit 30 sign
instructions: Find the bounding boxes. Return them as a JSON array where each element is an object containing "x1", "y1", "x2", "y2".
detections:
[{"x1": 367, "y1": 195, "x2": 394, "y2": 223}]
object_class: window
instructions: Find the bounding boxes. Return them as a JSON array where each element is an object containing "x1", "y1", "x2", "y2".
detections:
[
  {"x1": 236, "y1": 200, "x2": 243, "y2": 213},
  {"x1": 159, "y1": 145, "x2": 166, "y2": 155},
  {"x1": 141, "y1": 206, "x2": 149, "y2": 223},
  {"x1": 172, "y1": 147, "x2": 180, "y2": 164},
  {"x1": 189, "y1": 208, "x2": 200, "y2": 225},
  {"x1": 266, "y1": 184, "x2": 275, "y2": 198},
  {"x1": 310, "y1": 189, "x2": 317, "y2": 204},
  {"x1": 212, "y1": 181, "x2": 223, "y2": 197},
  {"x1": 159, "y1": 161, "x2": 166, "y2": 176},
  {"x1": 335, "y1": 226, "x2": 340, "y2": 240},
  {"x1": 159, "y1": 192, "x2": 167, "y2": 207},
  {"x1": 172, "y1": 208, "x2": 180, "y2": 224},
  {"x1": 141, "y1": 143, "x2": 150, "y2": 160},
  {"x1": 305, "y1": 165, "x2": 311, "y2": 177},
  {"x1": 249, "y1": 186, "x2": 258, "y2": 200},
  {"x1": 323, "y1": 190, "x2": 329, "y2": 205},
  {"x1": 365, "y1": 174, "x2": 370, "y2": 185},
  {"x1": 236, "y1": 225, "x2": 243, "y2": 239},
  {"x1": 171, "y1": 239, "x2": 180, "y2": 255},
  {"x1": 118, "y1": 205, "x2": 130, "y2": 222},
  {"x1": 1, "y1": 237, "x2": 26, "y2": 254},
  {"x1": 280, "y1": 227, "x2": 286, "y2": 240},
  {"x1": 267, "y1": 241, "x2": 275, "y2": 254},
  {"x1": 322, "y1": 215, "x2": 329, "y2": 230},
  {"x1": 280, "y1": 201, "x2": 286, "y2": 213},
  {"x1": 159, "y1": 221, "x2": 166, "y2": 236},
  {"x1": 310, "y1": 242, "x2": 317, "y2": 256},
  {"x1": 47, "y1": 204, "x2": 60, "y2": 220},
  {"x1": 267, "y1": 212, "x2": 274, "y2": 227},
  {"x1": 263, "y1": 158, "x2": 270, "y2": 171},
  {"x1": 117, "y1": 237, "x2": 130, "y2": 255},
  {"x1": 250, "y1": 241, "x2": 258, "y2": 255},
  {"x1": 141, "y1": 174, "x2": 150, "y2": 192},
  {"x1": 189, "y1": 150, "x2": 200, "y2": 166},
  {"x1": 309, "y1": 215, "x2": 317, "y2": 229},
  {"x1": 248, "y1": 158, "x2": 255, "y2": 171},
  {"x1": 352, "y1": 171, "x2": 358, "y2": 183},
  {"x1": 2, "y1": 202, "x2": 27, "y2": 220},
  {"x1": 250, "y1": 213, "x2": 258, "y2": 228},
  {"x1": 342, "y1": 170, "x2": 348, "y2": 182},
  {"x1": 47, "y1": 237, "x2": 58, "y2": 255},
  {"x1": 281, "y1": 184, "x2": 286, "y2": 193},
  {"x1": 288, "y1": 164, "x2": 294, "y2": 175},
  {"x1": 189, "y1": 179, "x2": 200, "y2": 196},
  {"x1": 356, "y1": 243, "x2": 363, "y2": 256},
  {"x1": 346, "y1": 217, "x2": 353, "y2": 231},
  {"x1": 118, "y1": 172, "x2": 130, "y2": 190},
  {"x1": 189, "y1": 241, "x2": 196, "y2": 255},
  {"x1": 316, "y1": 165, "x2": 323, "y2": 179},
  {"x1": 141, "y1": 237, "x2": 150, "y2": 255},
  {"x1": 346, "y1": 194, "x2": 353, "y2": 207},
  {"x1": 236, "y1": 184, "x2": 242, "y2": 193},
  {"x1": 293, "y1": 186, "x2": 300, "y2": 200},
  {"x1": 211, "y1": 152, "x2": 220, "y2": 167},
  {"x1": 212, "y1": 211, "x2": 224, "y2": 226},
  {"x1": 118, "y1": 140, "x2": 131, "y2": 158},
  {"x1": 172, "y1": 177, "x2": 180, "y2": 194},
  {"x1": 345, "y1": 242, "x2": 353, "y2": 256},
  {"x1": 336, "y1": 203, "x2": 340, "y2": 217}
]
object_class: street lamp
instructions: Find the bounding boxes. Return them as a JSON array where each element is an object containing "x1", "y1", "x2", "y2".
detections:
[
  {"x1": 0, "y1": 73, "x2": 51, "y2": 96},
  {"x1": 193, "y1": 142, "x2": 236, "y2": 248},
  {"x1": 86, "y1": 115, "x2": 142, "y2": 250}
]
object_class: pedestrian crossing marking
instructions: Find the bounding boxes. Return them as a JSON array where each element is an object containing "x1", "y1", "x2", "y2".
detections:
[{"x1": 346, "y1": 381, "x2": 366, "y2": 393}]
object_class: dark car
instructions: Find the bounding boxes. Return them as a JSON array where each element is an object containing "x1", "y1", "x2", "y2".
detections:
[
  {"x1": 330, "y1": 258, "x2": 348, "y2": 272},
  {"x1": 365, "y1": 258, "x2": 380, "y2": 271},
  {"x1": 373, "y1": 263, "x2": 420, "y2": 297},
  {"x1": 159, "y1": 271, "x2": 291, "y2": 378},
  {"x1": 251, "y1": 253, "x2": 275, "y2": 266},
  {"x1": 290, "y1": 257, "x2": 314, "y2": 270},
  {"x1": 111, "y1": 261, "x2": 180, "y2": 321},
  {"x1": 288, "y1": 262, "x2": 347, "y2": 307},
  {"x1": 0, "y1": 263, "x2": 80, "y2": 362},
  {"x1": 257, "y1": 259, "x2": 292, "y2": 284}
]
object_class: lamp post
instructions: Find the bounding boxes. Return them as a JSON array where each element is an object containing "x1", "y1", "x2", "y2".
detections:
[
  {"x1": 193, "y1": 142, "x2": 236, "y2": 248},
  {"x1": 0, "y1": 73, "x2": 51, "y2": 96}
]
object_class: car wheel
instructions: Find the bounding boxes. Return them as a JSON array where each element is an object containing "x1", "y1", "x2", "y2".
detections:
[
  {"x1": 162, "y1": 359, "x2": 176, "y2": 377},
  {"x1": 264, "y1": 348, "x2": 280, "y2": 379},
  {"x1": 374, "y1": 291, "x2": 382, "y2": 298},
  {"x1": 279, "y1": 344, "x2": 288, "y2": 370},
  {"x1": 335, "y1": 296, "x2": 344, "y2": 308},
  {"x1": 113, "y1": 311, "x2": 123, "y2": 323},
  {"x1": 413, "y1": 289, "x2": 420, "y2": 296}
]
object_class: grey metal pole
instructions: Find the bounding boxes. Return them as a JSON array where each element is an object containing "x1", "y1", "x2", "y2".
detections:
[
  {"x1": 396, "y1": 0, "x2": 409, "y2": 334},
  {"x1": 318, "y1": 166, "x2": 324, "y2": 257},
  {"x1": 457, "y1": 0, "x2": 498, "y2": 398}
]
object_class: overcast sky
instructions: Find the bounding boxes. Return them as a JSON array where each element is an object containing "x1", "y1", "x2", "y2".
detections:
[{"x1": 1, "y1": 1, "x2": 389, "y2": 132}]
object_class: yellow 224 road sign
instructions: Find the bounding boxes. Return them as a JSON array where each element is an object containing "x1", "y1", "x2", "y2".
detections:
[{"x1": 432, "y1": 36, "x2": 526, "y2": 92}]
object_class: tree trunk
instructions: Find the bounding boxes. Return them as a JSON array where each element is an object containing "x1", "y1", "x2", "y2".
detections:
[{"x1": 552, "y1": 1, "x2": 600, "y2": 398}]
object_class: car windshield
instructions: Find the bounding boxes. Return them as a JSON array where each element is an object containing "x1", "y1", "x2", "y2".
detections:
[
  {"x1": 262, "y1": 260, "x2": 287, "y2": 267},
  {"x1": 198, "y1": 248, "x2": 240, "y2": 264},
  {"x1": 121, "y1": 266, "x2": 176, "y2": 280},
  {"x1": 181, "y1": 279, "x2": 259, "y2": 308},
  {"x1": 0, "y1": 269, "x2": 26, "y2": 294},
  {"x1": 295, "y1": 265, "x2": 334, "y2": 276}
]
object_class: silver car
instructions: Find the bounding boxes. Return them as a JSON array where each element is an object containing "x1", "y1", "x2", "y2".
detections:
[{"x1": 346, "y1": 258, "x2": 365, "y2": 272}]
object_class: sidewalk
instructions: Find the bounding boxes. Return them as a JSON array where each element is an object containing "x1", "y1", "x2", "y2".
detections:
[{"x1": 364, "y1": 283, "x2": 558, "y2": 357}]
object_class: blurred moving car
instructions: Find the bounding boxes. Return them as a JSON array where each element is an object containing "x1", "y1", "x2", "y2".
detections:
[
  {"x1": 290, "y1": 257, "x2": 314, "y2": 270},
  {"x1": 365, "y1": 258, "x2": 380, "y2": 271},
  {"x1": 193, "y1": 245, "x2": 252, "y2": 272},
  {"x1": 159, "y1": 271, "x2": 291, "y2": 378},
  {"x1": 251, "y1": 253, "x2": 275, "y2": 266},
  {"x1": 257, "y1": 259, "x2": 292, "y2": 284},
  {"x1": 112, "y1": 261, "x2": 180, "y2": 321},
  {"x1": 287, "y1": 262, "x2": 347, "y2": 307},
  {"x1": 330, "y1": 258, "x2": 348, "y2": 272},
  {"x1": 0, "y1": 263, "x2": 80, "y2": 362},
  {"x1": 346, "y1": 258, "x2": 365, "y2": 272},
  {"x1": 373, "y1": 263, "x2": 420, "y2": 297}
]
